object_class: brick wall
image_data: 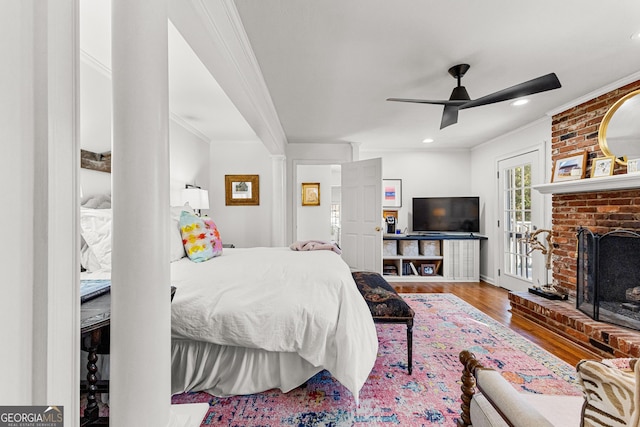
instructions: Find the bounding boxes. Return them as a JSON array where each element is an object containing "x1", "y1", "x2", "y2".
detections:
[{"x1": 551, "y1": 80, "x2": 640, "y2": 294}]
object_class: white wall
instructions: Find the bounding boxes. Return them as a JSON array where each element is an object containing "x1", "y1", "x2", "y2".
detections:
[
  {"x1": 209, "y1": 141, "x2": 273, "y2": 247},
  {"x1": 168, "y1": 122, "x2": 211, "y2": 207},
  {"x1": 470, "y1": 118, "x2": 552, "y2": 285},
  {"x1": 296, "y1": 165, "x2": 333, "y2": 241},
  {"x1": 360, "y1": 149, "x2": 473, "y2": 233},
  {"x1": 80, "y1": 61, "x2": 112, "y2": 153}
]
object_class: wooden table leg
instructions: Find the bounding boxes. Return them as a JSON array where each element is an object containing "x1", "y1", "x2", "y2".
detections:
[{"x1": 83, "y1": 329, "x2": 102, "y2": 423}]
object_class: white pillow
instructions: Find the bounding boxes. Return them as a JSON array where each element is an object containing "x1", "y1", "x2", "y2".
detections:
[
  {"x1": 80, "y1": 208, "x2": 113, "y2": 271},
  {"x1": 80, "y1": 237, "x2": 102, "y2": 273},
  {"x1": 80, "y1": 205, "x2": 194, "y2": 267}
]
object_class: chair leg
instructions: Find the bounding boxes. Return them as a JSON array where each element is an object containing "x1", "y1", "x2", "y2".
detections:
[{"x1": 407, "y1": 319, "x2": 413, "y2": 375}]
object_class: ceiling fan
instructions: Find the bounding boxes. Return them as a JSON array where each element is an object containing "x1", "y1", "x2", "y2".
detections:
[{"x1": 387, "y1": 64, "x2": 562, "y2": 129}]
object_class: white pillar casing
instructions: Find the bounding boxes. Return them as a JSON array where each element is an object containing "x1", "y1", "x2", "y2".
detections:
[
  {"x1": 110, "y1": 0, "x2": 171, "y2": 426},
  {"x1": 271, "y1": 155, "x2": 286, "y2": 246}
]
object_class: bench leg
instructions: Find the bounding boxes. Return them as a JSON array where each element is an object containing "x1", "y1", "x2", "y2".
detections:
[{"x1": 407, "y1": 319, "x2": 413, "y2": 375}]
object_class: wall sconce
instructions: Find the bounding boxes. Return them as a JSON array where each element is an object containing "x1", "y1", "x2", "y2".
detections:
[{"x1": 181, "y1": 184, "x2": 209, "y2": 216}]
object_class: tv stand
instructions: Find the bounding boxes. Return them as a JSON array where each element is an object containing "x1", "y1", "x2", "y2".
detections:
[{"x1": 382, "y1": 233, "x2": 487, "y2": 282}]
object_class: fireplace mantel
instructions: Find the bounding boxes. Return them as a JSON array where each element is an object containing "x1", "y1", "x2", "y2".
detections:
[{"x1": 533, "y1": 173, "x2": 640, "y2": 194}]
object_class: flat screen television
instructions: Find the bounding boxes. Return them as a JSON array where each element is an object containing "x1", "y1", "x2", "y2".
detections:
[{"x1": 412, "y1": 197, "x2": 480, "y2": 233}]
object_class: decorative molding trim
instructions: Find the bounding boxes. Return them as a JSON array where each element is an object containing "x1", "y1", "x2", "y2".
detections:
[
  {"x1": 184, "y1": 0, "x2": 287, "y2": 155},
  {"x1": 547, "y1": 71, "x2": 640, "y2": 117},
  {"x1": 169, "y1": 112, "x2": 210, "y2": 143},
  {"x1": 220, "y1": 0, "x2": 287, "y2": 152},
  {"x1": 533, "y1": 173, "x2": 640, "y2": 194}
]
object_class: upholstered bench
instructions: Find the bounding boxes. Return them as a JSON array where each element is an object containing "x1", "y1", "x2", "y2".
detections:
[{"x1": 351, "y1": 271, "x2": 414, "y2": 374}]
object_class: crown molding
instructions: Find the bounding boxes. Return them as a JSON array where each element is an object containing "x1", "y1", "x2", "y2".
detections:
[
  {"x1": 547, "y1": 71, "x2": 640, "y2": 117},
  {"x1": 172, "y1": 0, "x2": 287, "y2": 155},
  {"x1": 169, "y1": 113, "x2": 210, "y2": 143}
]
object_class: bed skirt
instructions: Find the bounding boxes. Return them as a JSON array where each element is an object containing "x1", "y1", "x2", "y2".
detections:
[{"x1": 171, "y1": 339, "x2": 323, "y2": 397}]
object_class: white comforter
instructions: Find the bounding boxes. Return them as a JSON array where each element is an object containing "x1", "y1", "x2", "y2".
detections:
[{"x1": 170, "y1": 247, "x2": 378, "y2": 401}]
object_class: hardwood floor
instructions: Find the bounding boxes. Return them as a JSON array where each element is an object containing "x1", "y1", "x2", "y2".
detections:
[{"x1": 389, "y1": 280, "x2": 601, "y2": 367}]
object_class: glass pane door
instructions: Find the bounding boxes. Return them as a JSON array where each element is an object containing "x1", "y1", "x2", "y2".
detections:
[
  {"x1": 497, "y1": 149, "x2": 542, "y2": 292},
  {"x1": 504, "y1": 163, "x2": 532, "y2": 280}
]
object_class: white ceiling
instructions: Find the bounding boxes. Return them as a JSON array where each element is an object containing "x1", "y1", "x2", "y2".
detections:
[
  {"x1": 232, "y1": 0, "x2": 640, "y2": 150},
  {"x1": 81, "y1": 0, "x2": 640, "y2": 152}
]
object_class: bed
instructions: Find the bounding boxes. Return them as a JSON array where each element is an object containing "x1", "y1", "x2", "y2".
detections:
[
  {"x1": 170, "y1": 246, "x2": 378, "y2": 402},
  {"x1": 79, "y1": 201, "x2": 378, "y2": 403}
]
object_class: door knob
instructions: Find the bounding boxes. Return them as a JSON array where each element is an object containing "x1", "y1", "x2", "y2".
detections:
[{"x1": 375, "y1": 226, "x2": 381, "y2": 232}]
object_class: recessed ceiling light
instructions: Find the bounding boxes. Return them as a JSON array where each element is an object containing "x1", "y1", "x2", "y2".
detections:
[
  {"x1": 422, "y1": 138, "x2": 434, "y2": 143},
  {"x1": 632, "y1": 31, "x2": 640, "y2": 41},
  {"x1": 511, "y1": 99, "x2": 529, "y2": 107}
]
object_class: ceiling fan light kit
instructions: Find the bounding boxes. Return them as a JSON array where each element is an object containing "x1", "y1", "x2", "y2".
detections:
[{"x1": 387, "y1": 63, "x2": 562, "y2": 129}]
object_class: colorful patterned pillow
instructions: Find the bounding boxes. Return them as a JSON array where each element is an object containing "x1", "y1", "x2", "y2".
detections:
[
  {"x1": 203, "y1": 218, "x2": 223, "y2": 258},
  {"x1": 179, "y1": 211, "x2": 214, "y2": 262}
]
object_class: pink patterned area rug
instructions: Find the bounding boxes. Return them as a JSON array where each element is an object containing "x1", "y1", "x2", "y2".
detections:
[{"x1": 167, "y1": 293, "x2": 582, "y2": 426}]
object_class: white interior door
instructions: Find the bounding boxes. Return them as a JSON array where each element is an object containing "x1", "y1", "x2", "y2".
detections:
[
  {"x1": 341, "y1": 158, "x2": 382, "y2": 272},
  {"x1": 497, "y1": 149, "x2": 544, "y2": 292}
]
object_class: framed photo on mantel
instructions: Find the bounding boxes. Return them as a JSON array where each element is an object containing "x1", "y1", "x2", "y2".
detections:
[{"x1": 551, "y1": 152, "x2": 587, "y2": 182}]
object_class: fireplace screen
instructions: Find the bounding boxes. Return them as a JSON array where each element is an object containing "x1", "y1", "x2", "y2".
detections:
[{"x1": 576, "y1": 227, "x2": 640, "y2": 331}]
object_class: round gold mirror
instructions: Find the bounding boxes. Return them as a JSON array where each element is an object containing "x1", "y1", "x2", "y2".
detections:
[{"x1": 598, "y1": 89, "x2": 640, "y2": 166}]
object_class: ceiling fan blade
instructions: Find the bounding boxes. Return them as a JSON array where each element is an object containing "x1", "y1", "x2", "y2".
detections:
[
  {"x1": 387, "y1": 97, "x2": 467, "y2": 107},
  {"x1": 440, "y1": 105, "x2": 459, "y2": 129},
  {"x1": 460, "y1": 73, "x2": 561, "y2": 109}
]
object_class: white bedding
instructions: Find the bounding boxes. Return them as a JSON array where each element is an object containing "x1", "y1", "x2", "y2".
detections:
[{"x1": 170, "y1": 247, "x2": 378, "y2": 402}]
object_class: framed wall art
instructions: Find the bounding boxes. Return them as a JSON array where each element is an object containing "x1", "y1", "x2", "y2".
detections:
[
  {"x1": 420, "y1": 263, "x2": 437, "y2": 276},
  {"x1": 628, "y1": 158, "x2": 640, "y2": 174},
  {"x1": 225, "y1": 175, "x2": 259, "y2": 206},
  {"x1": 551, "y1": 153, "x2": 587, "y2": 182},
  {"x1": 301, "y1": 182, "x2": 320, "y2": 206},
  {"x1": 80, "y1": 149, "x2": 111, "y2": 173},
  {"x1": 590, "y1": 156, "x2": 615, "y2": 178},
  {"x1": 383, "y1": 179, "x2": 402, "y2": 208}
]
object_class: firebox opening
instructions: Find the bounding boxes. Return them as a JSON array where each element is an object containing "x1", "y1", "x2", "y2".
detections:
[{"x1": 577, "y1": 227, "x2": 640, "y2": 331}]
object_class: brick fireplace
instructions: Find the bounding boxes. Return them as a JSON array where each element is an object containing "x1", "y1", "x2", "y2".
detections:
[{"x1": 508, "y1": 79, "x2": 640, "y2": 358}]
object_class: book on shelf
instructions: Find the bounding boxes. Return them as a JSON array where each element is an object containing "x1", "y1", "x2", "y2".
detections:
[{"x1": 409, "y1": 262, "x2": 419, "y2": 275}]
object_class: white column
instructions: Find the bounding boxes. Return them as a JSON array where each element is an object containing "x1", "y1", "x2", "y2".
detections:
[
  {"x1": 271, "y1": 155, "x2": 286, "y2": 246},
  {"x1": 350, "y1": 142, "x2": 360, "y2": 162},
  {"x1": 110, "y1": 0, "x2": 171, "y2": 425}
]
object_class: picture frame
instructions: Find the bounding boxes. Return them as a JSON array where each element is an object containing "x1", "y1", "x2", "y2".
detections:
[
  {"x1": 383, "y1": 179, "x2": 402, "y2": 208},
  {"x1": 590, "y1": 156, "x2": 615, "y2": 178},
  {"x1": 551, "y1": 152, "x2": 587, "y2": 182},
  {"x1": 420, "y1": 263, "x2": 437, "y2": 276},
  {"x1": 80, "y1": 149, "x2": 111, "y2": 173},
  {"x1": 627, "y1": 158, "x2": 640, "y2": 174},
  {"x1": 301, "y1": 182, "x2": 320, "y2": 206},
  {"x1": 225, "y1": 174, "x2": 259, "y2": 206}
]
